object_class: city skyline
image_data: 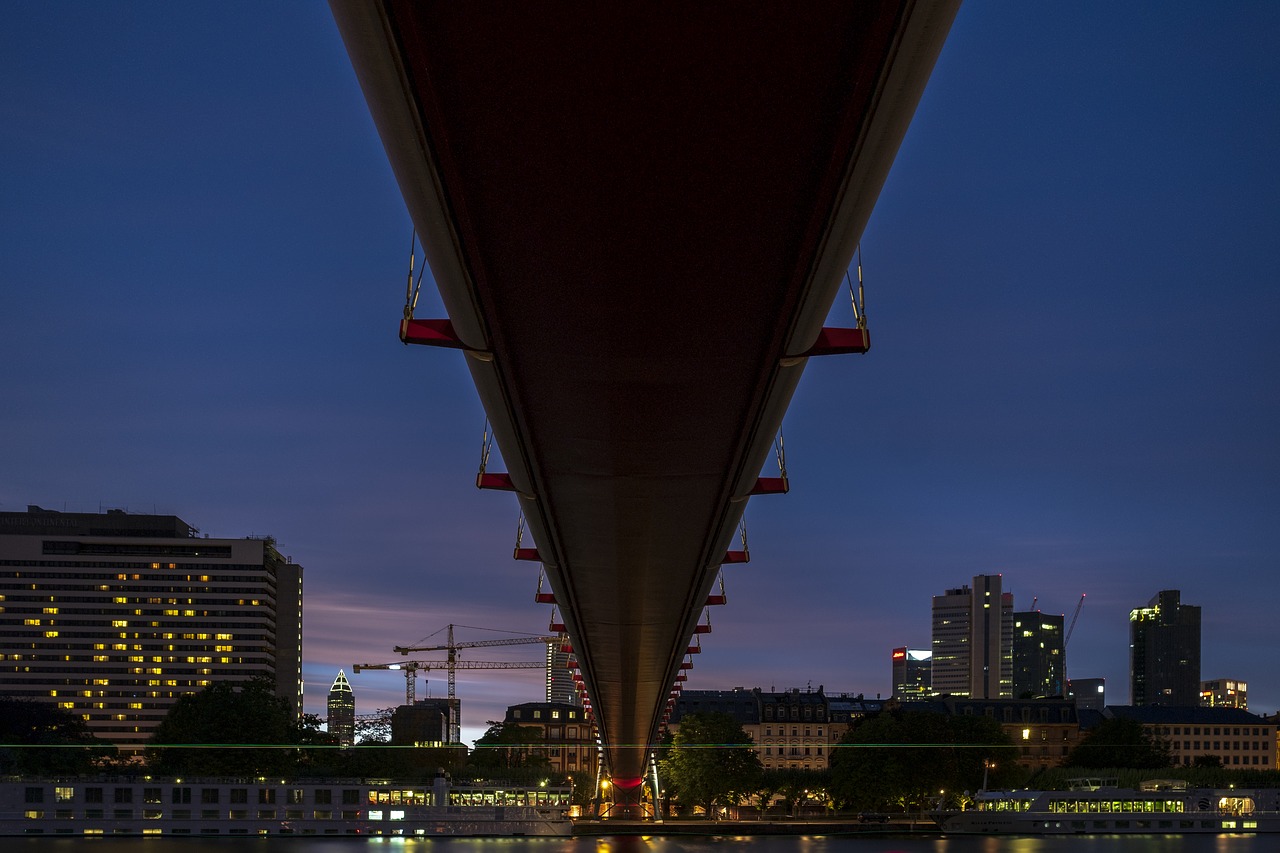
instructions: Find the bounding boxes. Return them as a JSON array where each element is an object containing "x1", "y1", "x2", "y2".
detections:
[{"x1": 3, "y1": 2, "x2": 1278, "y2": 746}]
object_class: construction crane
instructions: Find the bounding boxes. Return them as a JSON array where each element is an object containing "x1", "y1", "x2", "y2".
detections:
[
  {"x1": 1065, "y1": 593, "x2": 1086, "y2": 647},
  {"x1": 389, "y1": 622, "x2": 560, "y2": 742},
  {"x1": 352, "y1": 659, "x2": 542, "y2": 706}
]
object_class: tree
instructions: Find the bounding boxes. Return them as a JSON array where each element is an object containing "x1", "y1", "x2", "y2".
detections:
[
  {"x1": 1066, "y1": 717, "x2": 1172, "y2": 769},
  {"x1": 467, "y1": 721, "x2": 551, "y2": 778},
  {"x1": 659, "y1": 712, "x2": 761, "y2": 818},
  {"x1": 771, "y1": 767, "x2": 829, "y2": 817},
  {"x1": 0, "y1": 697, "x2": 115, "y2": 775},
  {"x1": 147, "y1": 676, "x2": 304, "y2": 776},
  {"x1": 829, "y1": 709, "x2": 1017, "y2": 811}
]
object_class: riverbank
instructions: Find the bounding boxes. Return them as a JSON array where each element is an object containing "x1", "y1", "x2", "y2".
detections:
[{"x1": 573, "y1": 818, "x2": 939, "y2": 837}]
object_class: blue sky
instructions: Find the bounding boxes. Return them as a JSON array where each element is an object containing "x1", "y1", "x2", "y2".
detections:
[{"x1": 3, "y1": 3, "x2": 1277, "y2": 744}]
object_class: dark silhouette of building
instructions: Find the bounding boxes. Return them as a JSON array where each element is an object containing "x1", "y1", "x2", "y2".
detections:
[
  {"x1": 891, "y1": 647, "x2": 932, "y2": 698},
  {"x1": 327, "y1": 670, "x2": 356, "y2": 747},
  {"x1": 1129, "y1": 589, "x2": 1200, "y2": 706},
  {"x1": 0, "y1": 505, "x2": 303, "y2": 748},
  {"x1": 1012, "y1": 611, "x2": 1064, "y2": 698},
  {"x1": 392, "y1": 698, "x2": 452, "y2": 746},
  {"x1": 1067, "y1": 677, "x2": 1106, "y2": 711}
]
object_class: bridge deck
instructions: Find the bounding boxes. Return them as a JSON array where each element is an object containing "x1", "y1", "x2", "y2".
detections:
[{"x1": 331, "y1": 0, "x2": 959, "y2": 791}]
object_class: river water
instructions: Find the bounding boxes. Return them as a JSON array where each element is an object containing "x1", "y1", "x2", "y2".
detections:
[{"x1": 7, "y1": 835, "x2": 1276, "y2": 853}]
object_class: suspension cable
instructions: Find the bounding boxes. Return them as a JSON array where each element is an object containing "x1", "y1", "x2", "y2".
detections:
[
  {"x1": 845, "y1": 244, "x2": 868, "y2": 330},
  {"x1": 404, "y1": 228, "x2": 427, "y2": 321},
  {"x1": 478, "y1": 418, "x2": 493, "y2": 475}
]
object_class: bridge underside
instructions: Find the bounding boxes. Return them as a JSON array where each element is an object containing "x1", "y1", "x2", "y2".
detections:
[{"x1": 332, "y1": 0, "x2": 958, "y2": 787}]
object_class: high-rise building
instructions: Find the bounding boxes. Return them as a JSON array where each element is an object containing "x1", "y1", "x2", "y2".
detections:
[
  {"x1": 1200, "y1": 678, "x2": 1247, "y2": 709},
  {"x1": 327, "y1": 670, "x2": 356, "y2": 747},
  {"x1": 891, "y1": 647, "x2": 932, "y2": 698},
  {"x1": 931, "y1": 574, "x2": 1012, "y2": 698},
  {"x1": 0, "y1": 506, "x2": 303, "y2": 747},
  {"x1": 1012, "y1": 611, "x2": 1064, "y2": 698},
  {"x1": 1129, "y1": 589, "x2": 1200, "y2": 706},
  {"x1": 546, "y1": 641, "x2": 578, "y2": 705}
]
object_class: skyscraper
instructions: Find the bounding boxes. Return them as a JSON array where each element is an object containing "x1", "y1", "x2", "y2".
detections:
[
  {"x1": 546, "y1": 641, "x2": 578, "y2": 706},
  {"x1": 931, "y1": 574, "x2": 1012, "y2": 698},
  {"x1": 1012, "y1": 611, "x2": 1064, "y2": 698},
  {"x1": 1129, "y1": 589, "x2": 1200, "y2": 706},
  {"x1": 0, "y1": 506, "x2": 303, "y2": 747},
  {"x1": 327, "y1": 670, "x2": 356, "y2": 747},
  {"x1": 891, "y1": 647, "x2": 932, "y2": 698}
]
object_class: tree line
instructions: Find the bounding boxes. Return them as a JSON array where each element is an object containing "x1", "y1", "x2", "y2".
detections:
[
  {"x1": 6, "y1": 684, "x2": 1277, "y2": 814},
  {"x1": 655, "y1": 710, "x2": 1280, "y2": 817}
]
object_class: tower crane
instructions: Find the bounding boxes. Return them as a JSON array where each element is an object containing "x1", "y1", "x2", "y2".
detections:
[
  {"x1": 350, "y1": 655, "x2": 540, "y2": 701},
  {"x1": 1065, "y1": 593, "x2": 1086, "y2": 647},
  {"x1": 393, "y1": 624, "x2": 560, "y2": 742}
]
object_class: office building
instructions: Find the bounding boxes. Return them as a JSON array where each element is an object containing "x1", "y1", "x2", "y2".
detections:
[
  {"x1": 1129, "y1": 589, "x2": 1200, "y2": 706},
  {"x1": 931, "y1": 574, "x2": 1012, "y2": 698},
  {"x1": 0, "y1": 506, "x2": 302, "y2": 747},
  {"x1": 327, "y1": 670, "x2": 356, "y2": 747},
  {"x1": 891, "y1": 647, "x2": 932, "y2": 698},
  {"x1": 1067, "y1": 677, "x2": 1106, "y2": 711},
  {"x1": 392, "y1": 698, "x2": 453, "y2": 746},
  {"x1": 1012, "y1": 611, "x2": 1064, "y2": 698},
  {"x1": 1200, "y1": 678, "x2": 1247, "y2": 709},
  {"x1": 546, "y1": 641, "x2": 578, "y2": 706}
]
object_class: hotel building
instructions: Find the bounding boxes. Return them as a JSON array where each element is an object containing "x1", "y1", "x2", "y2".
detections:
[{"x1": 0, "y1": 506, "x2": 303, "y2": 747}]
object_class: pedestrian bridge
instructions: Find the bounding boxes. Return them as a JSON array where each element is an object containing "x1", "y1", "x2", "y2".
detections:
[{"x1": 331, "y1": 0, "x2": 959, "y2": 812}]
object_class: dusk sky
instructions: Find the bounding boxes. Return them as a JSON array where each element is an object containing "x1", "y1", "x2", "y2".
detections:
[{"x1": 3, "y1": 3, "x2": 1277, "y2": 745}]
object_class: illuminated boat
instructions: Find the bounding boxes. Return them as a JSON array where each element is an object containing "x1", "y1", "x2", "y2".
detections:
[
  {"x1": 1, "y1": 774, "x2": 572, "y2": 837},
  {"x1": 936, "y1": 778, "x2": 1280, "y2": 835}
]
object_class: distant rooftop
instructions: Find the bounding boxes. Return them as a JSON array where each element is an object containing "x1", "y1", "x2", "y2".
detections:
[
  {"x1": 1105, "y1": 705, "x2": 1267, "y2": 726},
  {"x1": 0, "y1": 505, "x2": 198, "y2": 538}
]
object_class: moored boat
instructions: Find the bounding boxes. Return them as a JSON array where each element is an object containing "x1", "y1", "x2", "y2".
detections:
[
  {"x1": 1, "y1": 773, "x2": 572, "y2": 837},
  {"x1": 936, "y1": 778, "x2": 1280, "y2": 835}
]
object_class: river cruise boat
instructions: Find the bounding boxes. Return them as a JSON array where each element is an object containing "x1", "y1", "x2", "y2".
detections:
[
  {"x1": 0, "y1": 773, "x2": 572, "y2": 837},
  {"x1": 936, "y1": 778, "x2": 1280, "y2": 835}
]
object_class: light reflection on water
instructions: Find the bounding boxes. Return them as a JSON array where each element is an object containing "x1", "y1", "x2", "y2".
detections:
[{"x1": 7, "y1": 835, "x2": 1277, "y2": 853}]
